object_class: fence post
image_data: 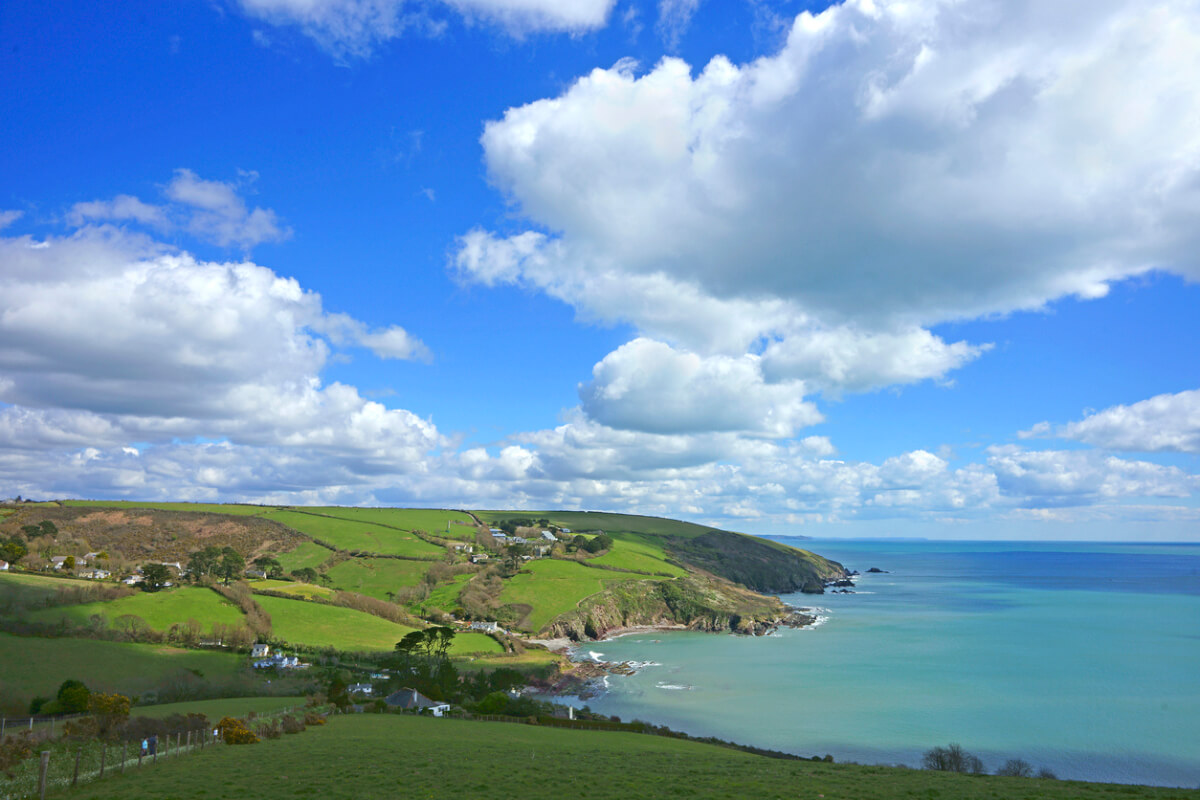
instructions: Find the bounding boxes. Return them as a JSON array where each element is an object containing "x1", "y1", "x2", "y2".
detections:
[
  {"x1": 72, "y1": 747, "x2": 82, "y2": 786},
  {"x1": 37, "y1": 751, "x2": 50, "y2": 800}
]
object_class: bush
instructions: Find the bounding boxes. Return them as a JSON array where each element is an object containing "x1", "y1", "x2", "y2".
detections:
[
  {"x1": 922, "y1": 743, "x2": 985, "y2": 774},
  {"x1": 303, "y1": 711, "x2": 326, "y2": 726},
  {"x1": 1037, "y1": 767, "x2": 1058, "y2": 780},
  {"x1": 996, "y1": 758, "x2": 1033, "y2": 777},
  {"x1": 255, "y1": 718, "x2": 282, "y2": 740},
  {"x1": 216, "y1": 716, "x2": 259, "y2": 745},
  {"x1": 280, "y1": 714, "x2": 305, "y2": 734}
]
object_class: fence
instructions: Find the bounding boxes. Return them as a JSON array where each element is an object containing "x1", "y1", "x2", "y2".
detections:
[
  {"x1": 0, "y1": 715, "x2": 88, "y2": 739},
  {"x1": 1, "y1": 704, "x2": 311, "y2": 800}
]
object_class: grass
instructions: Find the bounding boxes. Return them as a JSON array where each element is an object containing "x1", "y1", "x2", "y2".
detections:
[
  {"x1": 447, "y1": 632, "x2": 505, "y2": 656},
  {"x1": 1, "y1": 572, "x2": 101, "y2": 607},
  {"x1": 498, "y1": 559, "x2": 656, "y2": 632},
  {"x1": 50, "y1": 713, "x2": 1200, "y2": 800},
  {"x1": 0, "y1": 632, "x2": 245, "y2": 699},
  {"x1": 475, "y1": 509, "x2": 727, "y2": 539},
  {"x1": 58, "y1": 500, "x2": 272, "y2": 516},
  {"x1": 254, "y1": 594, "x2": 418, "y2": 652},
  {"x1": 421, "y1": 572, "x2": 473, "y2": 612},
  {"x1": 589, "y1": 533, "x2": 687, "y2": 576},
  {"x1": 288, "y1": 507, "x2": 476, "y2": 533},
  {"x1": 457, "y1": 648, "x2": 563, "y2": 673},
  {"x1": 26, "y1": 587, "x2": 245, "y2": 633},
  {"x1": 131, "y1": 696, "x2": 307, "y2": 720},
  {"x1": 324, "y1": 558, "x2": 430, "y2": 600},
  {"x1": 275, "y1": 541, "x2": 333, "y2": 573},
  {"x1": 247, "y1": 579, "x2": 335, "y2": 600},
  {"x1": 262, "y1": 510, "x2": 443, "y2": 558}
]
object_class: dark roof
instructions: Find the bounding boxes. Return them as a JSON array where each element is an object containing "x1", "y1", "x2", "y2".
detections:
[{"x1": 384, "y1": 688, "x2": 443, "y2": 709}]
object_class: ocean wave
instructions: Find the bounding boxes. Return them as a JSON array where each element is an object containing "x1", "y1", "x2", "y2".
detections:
[
  {"x1": 627, "y1": 660, "x2": 662, "y2": 669},
  {"x1": 587, "y1": 650, "x2": 604, "y2": 662},
  {"x1": 656, "y1": 682, "x2": 693, "y2": 691}
]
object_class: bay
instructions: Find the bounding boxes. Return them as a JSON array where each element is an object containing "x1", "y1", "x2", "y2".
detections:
[{"x1": 554, "y1": 540, "x2": 1200, "y2": 787}]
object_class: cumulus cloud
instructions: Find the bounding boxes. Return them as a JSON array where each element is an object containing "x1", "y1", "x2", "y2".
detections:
[
  {"x1": 580, "y1": 338, "x2": 820, "y2": 436},
  {"x1": 236, "y1": 0, "x2": 615, "y2": 57},
  {"x1": 68, "y1": 169, "x2": 290, "y2": 250},
  {"x1": 987, "y1": 445, "x2": 1197, "y2": 507},
  {"x1": 1024, "y1": 389, "x2": 1200, "y2": 453},
  {"x1": 457, "y1": 0, "x2": 1200, "y2": 391}
]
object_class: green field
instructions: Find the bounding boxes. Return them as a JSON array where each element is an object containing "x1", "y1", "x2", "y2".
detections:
[
  {"x1": 248, "y1": 579, "x2": 335, "y2": 600},
  {"x1": 254, "y1": 595, "x2": 418, "y2": 652},
  {"x1": 475, "y1": 509, "x2": 725, "y2": 539},
  {"x1": 27, "y1": 587, "x2": 245, "y2": 632},
  {"x1": 421, "y1": 572, "x2": 473, "y2": 612},
  {"x1": 50, "y1": 713, "x2": 1198, "y2": 800},
  {"x1": 589, "y1": 534, "x2": 687, "y2": 576},
  {"x1": 131, "y1": 696, "x2": 307, "y2": 720},
  {"x1": 262, "y1": 510, "x2": 443, "y2": 558},
  {"x1": 324, "y1": 558, "x2": 431, "y2": 600},
  {"x1": 59, "y1": 500, "x2": 272, "y2": 516},
  {"x1": 1, "y1": 572, "x2": 102, "y2": 608},
  {"x1": 275, "y1": 540, "x2": 334, "y2": 573},
  {"x1": 0, "y1": 633, "x2": 245, "y2": 700},
  {"x1": 498, "y1": 559, "x2": 655, "y2": 632},
  {"x1": 287, "y1": 507, "x2": 476, "y2": 533},
  {"x1": 448, "y1": 632, "x2": 505, "y2": 656}
]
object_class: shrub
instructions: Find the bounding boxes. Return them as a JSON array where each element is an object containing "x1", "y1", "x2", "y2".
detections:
[
  {"x1": 303, "y1": 711, "x2": 326, "y2": 726},
  {"x1": 280, "y1": 714, "x2": 305, "y2": 734},
  {"x1": 1037, "y1": 767, "x2": 1058, "y2": 780},
  {"x1": 255, "y1": 718, "x2": 282, "y2": 740},
  {"x1": 0, "y1": 732, "x2": 34, "y2": 779},
  {"x1": 922, "y1": 743, "x2": 985, "y2": 774},
  {"x1": 996, "y1": 758, "x2": 1033, "y2": 777},
  {"x1": 216, "y1": 716, "x2": 259, "y2": 745}
]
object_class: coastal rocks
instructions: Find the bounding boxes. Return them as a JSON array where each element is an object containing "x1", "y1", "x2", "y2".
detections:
[{"x1": 866, "y1": 567, "x2": 889, "y2": 573}]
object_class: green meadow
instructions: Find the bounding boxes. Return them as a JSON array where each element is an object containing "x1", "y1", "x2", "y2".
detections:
[
  {"x1": 131, "y1": 696, "x2": 307, "y2": 720},
  {"x1": 254, "y1": 594, "x2": 418, "y2": 652},
  {"x1": 288, "y1": 507, "x2": 475, "y2": 532},
  {"x1": 475, "y1": 509, "x2": 724, "y2": 539},
  {"x1": 0, "y1": 633, "x2": 244, "y2": 700},
  {"x1": 247, "y1": 579, "x2": 335, "y2": 600},
  {"x1": 589, "y1": 534, "x2": 687, "y2": 576},
  {"x1": 498, "y1": 559, "x2": 654, "y2": 632},
  {"x1": 275, "y1": 541, "x2": 333, "y2": 573},
  {"x1": 1, "y1": 572, "x2": 100, "y2": 608},
  {"x1": 421, "y1": 572, "x2": 473, "y2": 612},
  {"x1": 26, "y1": 587, "x2": 245, "y2": 632},
  {"x1": 261, "y1": 510, "x2": 443, "y2": 558},
  {"x1": 50, "y1": 714, "x2": 1198, "y2": 800},
  {"x1": 324, "y1": 557, "x2": 430, "y2": 600}
]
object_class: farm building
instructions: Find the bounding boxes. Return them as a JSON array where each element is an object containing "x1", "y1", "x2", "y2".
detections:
[
  {"x1": 251, "y1": 643, "x2": 270, "y2": 658},
  {"x1": 385, "y1": 689, "x2": 449, "y2": 717},
  {"x1": 349, "y1": 683, "x2": 373, "y2": 695}
]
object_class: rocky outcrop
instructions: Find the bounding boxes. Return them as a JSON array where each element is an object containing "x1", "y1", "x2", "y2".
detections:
[{"x1": 662, "y1": 530, "x2": 847, "y2": 595}]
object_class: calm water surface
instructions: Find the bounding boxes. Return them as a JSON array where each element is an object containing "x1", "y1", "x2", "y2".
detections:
[{"x1": 553, "y1": 540, "x2": 1200, "y2": 787}]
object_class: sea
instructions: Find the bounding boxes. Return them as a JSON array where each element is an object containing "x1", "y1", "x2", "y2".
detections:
[{"x1": 551, "y1": 539, "x2": 1200, "y2": 787}]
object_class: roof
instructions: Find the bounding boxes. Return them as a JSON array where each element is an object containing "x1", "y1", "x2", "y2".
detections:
[{"x1": 385, "y1": 688, "x2": 446, "y2": 710}]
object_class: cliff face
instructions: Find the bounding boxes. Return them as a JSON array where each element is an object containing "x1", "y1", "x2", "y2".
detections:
[
  {"x1": 543, "y1": 574, "x2": 800, "y2": 641},
  {"x1": 664, "y1": 531, "x2": 847, "y2": 594}
]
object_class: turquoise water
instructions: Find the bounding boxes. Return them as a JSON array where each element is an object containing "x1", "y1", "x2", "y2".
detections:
[{"x1": 556, "y1": 540, "x2": 1200, "y2": 787}]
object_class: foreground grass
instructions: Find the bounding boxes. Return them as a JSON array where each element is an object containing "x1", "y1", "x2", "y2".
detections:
[
  {"x1": 27, "y1": 587, "x2": 245, "y2": 632},
  {"x1": 52, "y1": 714, "x2": 1200, "y2": 800},
  {"x1": 0, "y1": 633, "x2": 244, "y2": 699},
  {"x1": 254, "y1": 594, "x2": 418, "y2": 651}
]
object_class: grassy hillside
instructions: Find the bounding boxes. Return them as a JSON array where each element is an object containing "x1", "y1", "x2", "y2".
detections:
[
  {"x1": 131, "y1": 696, "x2": 306, "y2": 719},
  {"x1": 260, "y1": 509, "x2": 443, "y2": 558},
  {"x1": 49, "y1": 714, "x2": 1199, "y2": 800},
  {"x1": 27, "y1": 586, "x2": 245, "y2": 632},
  {"x1": 254, "y1": 594, "x2": 419, "y2": 652},
  {"x1": 247, "y1": 579, "x2": 335, "y2": 599},
  {"x1": 288, "y1": 507, "x2": 475, "y2": 532},
  {"x1": 275, "y1": 541, "x2": 333, "y2": 573},
  {"x1": 59, "y1": 501, "x2": 272, "y2": 516},
  {"x1": 0, "y1": 632, "x2": 244, "y2": 701},
  {"x1": 324, "y1": 557, "x2": 430, "y2": 600},
  {"x1": 498, "y1": 560, "x2": 658, "y2": 632}
]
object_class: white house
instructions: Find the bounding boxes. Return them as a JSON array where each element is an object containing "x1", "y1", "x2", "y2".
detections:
[
  {"x1": 451, "y1": 543, "x2": 473, "y2": 553},
  {"x1": 560, "y1": 528, "x2": 571, "y2": 534},
  {"x1": 385, "y1": 688, "x2": 450, "y2": 717},
  {"x1": 80, "y1": 568, "x2": 110, "y2": 580},
  {"x1": 122, "y1": 574, "x2": 145, "y2": 585},
  {"x1": 0, "y1": 560, "x2": 9, "y2": 571},
  {"x1": 254, "y1": 654, "x2": 305, "y2": 670},
  {"x1": 251, "y1": 643, "x2": 270, "y2": 658},
  {"x1": 49, "y1": 556, "x2": 68, "y2": 570},
  {"x1": 348, "y1": 683, "x2": 373, "y2": 696},
  {"x1": 470, "y1": 621, "x2": 502, "y2": 633},
  {"x1": 540, "y1": 531, "x2": 557, "y2": 542}
]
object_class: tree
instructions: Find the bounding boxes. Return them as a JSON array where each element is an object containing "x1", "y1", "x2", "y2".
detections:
[
  {"x1": 56, "y1": 679, "x2": 91, "y2": 714},
  {"x1": 395, "y1": 630, "x2": 426, "y2": 666},
  {"x1": 252, "y1": 556, "x2": 283, "y2": 578},
  {"x1": 187, "y1": 545, "x2": 222, "y2": 580},
  {"x1": 584, "y1": 534, "x2": 613, "y2": 554},
  {"x1": 217, "y1": 547, "x2": 245, "y2": 585},
  {"x1": 922, "y1": 743, "x2": 985, "y2": 774},
  {"x1": 427, "y1": 626, "x2": 455, "y2": 661},
  {"x1": 87, "y1": 692, "x2": 131, "y2": 740},
  {"x1": 290, "y1": 567, "x2": 319, "y2": 583},
  {"x1": 63, "y1": 555, "x2": 76, "y2": 570},
  {"x1": 0, "y1": 535, "x2": 27, "y2": 566},
  {"x1": 141, "y1": 563, "x2": 172, "y2": 591},
  {"x1": 996, "y1": 758, "x2": 1034, "y2": 777}
]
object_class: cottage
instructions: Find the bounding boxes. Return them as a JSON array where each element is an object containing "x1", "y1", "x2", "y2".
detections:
[
  {"x1": 83, "y1": 552, "x2": 102, "y2": 562},
  {"x1": 470, "y1": 621, "x2": 502, "y2": 633},
  {"x1": 80, "y1": 568, "x2": 111, "y2": 580},
  {"x1": 251, "y1": 643, "x2": 270, "y2": 658},
  {"x1": 244, "y1": 568, "x2": 267, "y2": 579},
  {"x1": 385, "y1": 688, "x2": 450, "y2": 717},
  {"x1": 469, "y1": 554, "x2": 489, "y2": 564},
  {"x1": 491, "y1": 532, "x2": 508, "y2": 541},
  {"x1": 560, "y1": 528, "x2": 571, "y2": 534},
  {"x1": 0, "y1": 560, "x2": 9, "y2": 571},
  {"x1": 451, "y1": 543, "x2": 473, "y2": 553},
  {"x1": 254, "y1": 654, "x2": 305, "y2": 670},
  {"x1": 122, "y1": 574, "x2": 145, "y2": 585},
  {"x1": 510, "y1": 536, "x2": 527, "y2": 545},
  {"x1": 540, "y1": 531, "x2": 557, "y2": 542},
  {"x1": 49, "y1": 556, "x2": 68, "y2": 570},
  {"x1": 348, "y1": 683, "x2": 373, "y2": 696}
]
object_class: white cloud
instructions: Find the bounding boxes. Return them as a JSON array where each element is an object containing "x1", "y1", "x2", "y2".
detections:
[
  {"x1": 67, "y1": 169, "x2": 290, "y2": 250},
  {"x1": 580, "y1": 337, "x2": 820, "y2": 436},
  {"x1": 0, "y1": 210, "x2": 25, "y2": 230},
  {"x1": 656, "y1": 0, "x2": 699, "y2": 50},
  {"x1": 457, "y1": 0, "x2": 1200, "y2": 392},
  {"x1": 987, "y1": 445, "x2": 1197, "y2": 506},
  {"x1": 1025, "y1": 389, "x2": 1200, "y2": 453},
  {"x1": 236, "y1": 0, "x2": 615, "y2": 58}
]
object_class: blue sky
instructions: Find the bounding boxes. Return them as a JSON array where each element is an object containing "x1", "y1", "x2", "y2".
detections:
[{"x1": 2, "y1": 0, "x2": 1198, "y2": 540}]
